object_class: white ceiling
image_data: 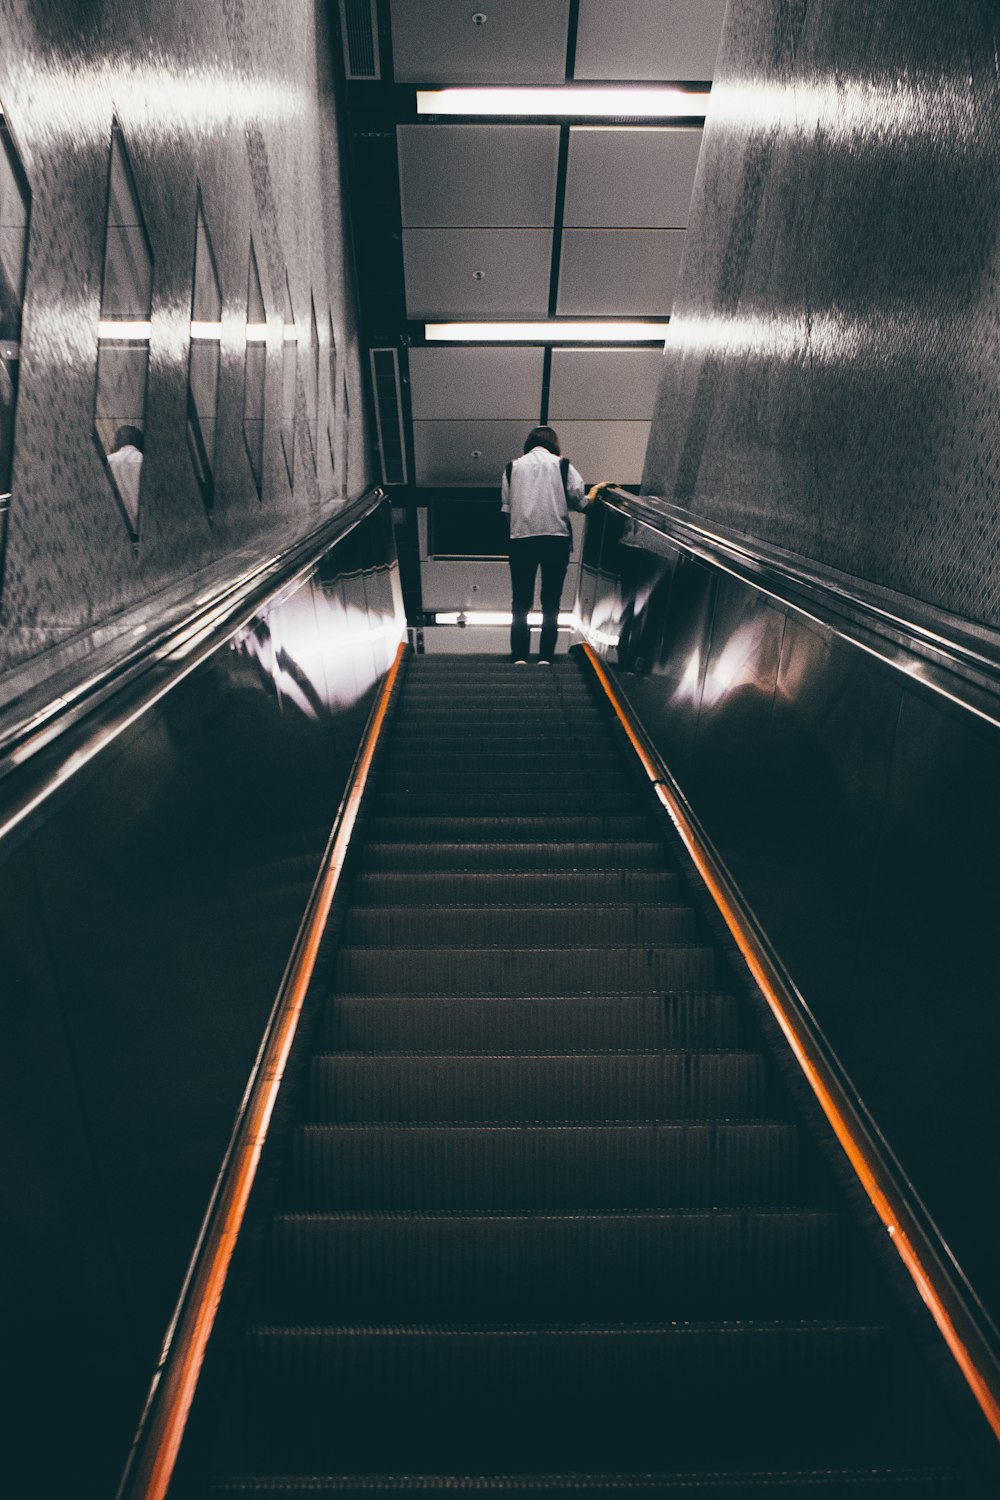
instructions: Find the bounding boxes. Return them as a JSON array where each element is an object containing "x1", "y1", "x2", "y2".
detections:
[
  {"x1": 377, "y1": 0, "x2": 728, "y2": 491},
  {"x1": 574, "y1": 0, "x2": 730, "y2": 81}
]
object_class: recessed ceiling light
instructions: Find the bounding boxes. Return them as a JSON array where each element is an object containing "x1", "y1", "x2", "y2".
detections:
[
  {"x1": 424, "y1": 321, "x2": 669, "y2": 343},
  {"x1": 416, "y1": 87, "x2": 707, "y2": 118}
]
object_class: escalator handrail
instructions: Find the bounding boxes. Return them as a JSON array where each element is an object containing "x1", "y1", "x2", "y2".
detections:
[
  {"x1": 596, "y1": 487, "x2": 1000, "y2": 728},
  {"x1": 115, "y1": 639, "x2": 409, "y2": 1500},
  {"x1": 0, "y1": 486, "x2": 388, "y2": 847},
  {"x1": 581, "y1": 640, "x2": 1000, "y2": 1448}
]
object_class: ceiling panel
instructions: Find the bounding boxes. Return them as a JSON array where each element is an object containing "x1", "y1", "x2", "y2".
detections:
[
  {"x1": 390, "y1": 0, "x2": 572, "y2": 85},
  {"x1": 557, "y1": 229, "x2": 685, "y2": 316},
  {"x1": 398, "y1": 125, "x2": 561, "y2": 228},
  {"x1": 563, "y1": 127, "x2": 703, "y2": 229},
  {"x1": 414, "y1": 419, "x2": 531, "y2": 486},
  {"x1": 556, "y1": 420, "x2": 651, "y2": 485},
  {"x1": 548, "y1": 347, "x2": 664, "y2": 420},
  {"x1": 409, "y1": 346, "x2": 544, "y2": 419},
  {"x1": 573, "y1": 0, "x2": 728, "y2": 80},
  {"x1": 404, "y1": 228, "x2": 553, "y2": 318}
]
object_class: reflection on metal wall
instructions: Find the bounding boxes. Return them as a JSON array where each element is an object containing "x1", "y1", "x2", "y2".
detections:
[
  {"x1": 578, "y1": 500, "x2": 1000, "y2": 1359},
  {"x1": 0, "y1": 502, "x2": 403, "y2": 1498}
]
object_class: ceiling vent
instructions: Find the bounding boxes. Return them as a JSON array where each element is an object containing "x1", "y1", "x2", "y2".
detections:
[
  {"x1": 369, "y1": 347, "x2": 409, "y2": 485},
  {"x1": 338, "y1": 0, "x2": 380, "y2": 80}
]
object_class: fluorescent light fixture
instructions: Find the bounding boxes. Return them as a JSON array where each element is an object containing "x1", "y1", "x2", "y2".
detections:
[
  {"x1": 425, "y1": 321, "x2": 669, "y2": 343},
  {"x1": 417, "y1": 87, "x2": 707, "y2": 118},
  {"x1": 245, "y1": 322, "x2": 268, "y2": 343},
  {"x1": 190, "y1": 320, "x2": 223, "y2": 340},
  {"x1": 98, "y1": 319, "x2": 152, "y2": 340},
  {"x1": 434, "y1": 611, "x2": 575, "y2": 627}
]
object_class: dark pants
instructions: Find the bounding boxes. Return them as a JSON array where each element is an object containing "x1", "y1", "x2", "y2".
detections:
[{"x1": 509, "y1": 535, "x2": 571, "y2": 660}]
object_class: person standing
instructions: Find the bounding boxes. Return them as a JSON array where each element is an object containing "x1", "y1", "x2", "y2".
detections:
[{"x1": 501, "y1": 425, "x2": 604, "y2": 663}]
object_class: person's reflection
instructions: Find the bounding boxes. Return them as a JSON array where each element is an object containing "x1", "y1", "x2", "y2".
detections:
[{"x1": 107, "y1": 424, "x2": 144, "y2": 530}]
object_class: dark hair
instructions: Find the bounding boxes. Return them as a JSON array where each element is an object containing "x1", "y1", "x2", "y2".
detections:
[
  {"x1": 523, "y1": 425, "x2": 560, "y2": 456},
  {"x1": 113, "y1": 424, "x2": 144, "y2": 453}
]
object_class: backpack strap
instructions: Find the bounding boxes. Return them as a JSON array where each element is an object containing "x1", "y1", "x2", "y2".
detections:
[
  {"x1": 505, "y1": 461, "x2": 513, "y2": 485},
  {"x1": 560, "y1": 456, "x2": 569, "y2": 498}
]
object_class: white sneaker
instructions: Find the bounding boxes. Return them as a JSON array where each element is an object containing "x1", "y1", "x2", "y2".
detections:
[{"x1": 513, "y1": 659, "x2": 528, "y2": 665}]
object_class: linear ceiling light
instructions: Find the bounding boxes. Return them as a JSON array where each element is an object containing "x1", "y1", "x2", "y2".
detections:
[
  {"x1": 425, "y1": 322, "x2": 669, "y2": 343},
  {"x1": 417, "y1": 87, "x2": 707, "y2": 118},
  {"x1": 434, "y1": 611, "x2": 575, "y2": 628}
]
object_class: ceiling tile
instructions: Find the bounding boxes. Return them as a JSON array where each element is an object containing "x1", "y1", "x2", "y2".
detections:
[
  {"x1": 548, "y1": 348, "x2": 663, "y2": 420},
  {"x1": 573, "y1": 0, "x2": 728, "y2": 80},
  {"x1": 563, "y1": 127, "x2": 703, "y2": 228},
  {"x1": 398, "y1": 125, "x2": 561, "y2": 227},
  {"x1": 409, "y1": 347, "x2": 544, "y2": 419},
  {"x1": 404, "y1": 228, "x2": 553, "y2": 318},
  {"x1": 556, "y1": 420, "x2": 651, "y2": 486},
  {"x1": 414, "y1": 420, "x2": 531, "y2": 485},
  {"x1": 390, "y1": 0, "x2": 571, "y2": 85},
  {"x1": 556, "y1": 230, "x2": 685, "y2": 315}
]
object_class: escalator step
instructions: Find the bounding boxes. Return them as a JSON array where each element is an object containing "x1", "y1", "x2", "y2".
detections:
[
  {"x1": 239, "y1": 1322, "x2": 927, "y2": 1471},
  {"x1": 209, "y1": 1467, "x2": 965, "y2": 1497},
  {"x1": 394, "y1": 686, "x2": 598, "y2": 704},
  {"x1": 325, "y1": 993, "x2": 739, "y2": 1052},
  {"x1": 348, "y1": 870, "x2": 682, "y2": 906},
  {"x1": 290, "y1": 1122, "x2": 800, "y2": 1211},
  {"x1": 384, "y1": 728, "x2": 617, "y2": 750},
  {"x1": 372, "y1": 790, "x2": 644, "y2": 817},
  {"x1": 263, "y1": 1208, "x2": 848, "y2": 1322},
  {"x1": 359, "y1": 842, "x2": 670, "y2": 873},
  {"x1": 382, "y1": 753, "x2": 622, "y2": 773},
  {"x1": 340, "y1": 905, "x2": 696, "y2": 947},
  {"x1": 376, "y1": 772, "x2": 634, "y2": 795},
  {"x1": 307, "y1": 1051, "x2": 766, "y2": 1123},
  {"x1": 334, "y1": 945, "x2": 715, "y2": 995},
  {"x1": 363, "y1": 817, "x2": 652, "y2": 843}
]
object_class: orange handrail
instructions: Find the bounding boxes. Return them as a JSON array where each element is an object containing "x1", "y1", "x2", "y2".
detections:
[
  {"x1": 581, "y1": 641, "x2": 1000, "y2": 1446},
  {"x1": 117, "y1": 640, "x2": 408, "y2": 1500}
]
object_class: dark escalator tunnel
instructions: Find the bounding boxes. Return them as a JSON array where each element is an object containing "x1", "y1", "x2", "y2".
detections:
[{"x1": 147, "y1": 651, "x2": 994, "y2": 1499}]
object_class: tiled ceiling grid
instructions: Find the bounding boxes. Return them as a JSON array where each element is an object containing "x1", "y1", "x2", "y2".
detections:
[{"x1": 342, "y1": 0, "x2": 728, "y2": 490}]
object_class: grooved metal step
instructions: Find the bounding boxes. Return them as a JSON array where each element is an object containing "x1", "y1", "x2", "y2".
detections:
[
  {"x1": 375, "y1": 772, "x2": 635, "y2": 796},
  {"x1": 363, "y1": 816, "x2": 653, "y2": 844},
  {"x1": 358, "y1": 842, "x2": 670, "y2": 873},
  {"x1": 239, "y1": 1321, "x2": 930, "y2": 1472},
  {"x1": 341, "y1": 906, "x2": 696, "y2": 947},
  {"x1": 334, "y1": 945, "x2": 715, "y2": 995},
  {"x1": 372, "y1": 790, "x2": 644, "y2": 817},
  {"x1": 348, "y1": 870, "x2": 683, "y2": 906},
  {"x1": 210, "y1": 1468, "x2": 964, "y2": 1497},
  {"x1": 264, "y1": 1208, "x2": 847, "y2": 1322},
  {"x1": 291, "y1": 1122, "x2": 800, "y2": 1211},
  {"x1": 324, "y1": 993, "x2": 740, "y2": 1053},
  {"x1": 307, "y1": 1051, "x2": 766, "y2": 1123}
]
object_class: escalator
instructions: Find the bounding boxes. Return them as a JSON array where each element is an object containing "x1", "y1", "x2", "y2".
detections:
[{"x1": 179, "y1": 653, "x2": 983, "y2": 1497}]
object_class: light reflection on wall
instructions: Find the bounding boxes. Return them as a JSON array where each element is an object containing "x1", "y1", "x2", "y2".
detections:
[
  {"x1": 11, "y1": 57, "x2": 307, "y2": 152},
  {"x1": 672, "y1": 624, "x2": 773, "y2": 711},
  {"x1": 28, "y1": 300, "x2": 283, "y2": 372},
  {"x1": 667, "y1": 307, "x2": 941, "y2": 369},
  {"x1": 233, "y1": 590, "x2": 404, "y2": 720},
  {"x1": 709, "y1": 75, "x2": 974, "y2": 150}
]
